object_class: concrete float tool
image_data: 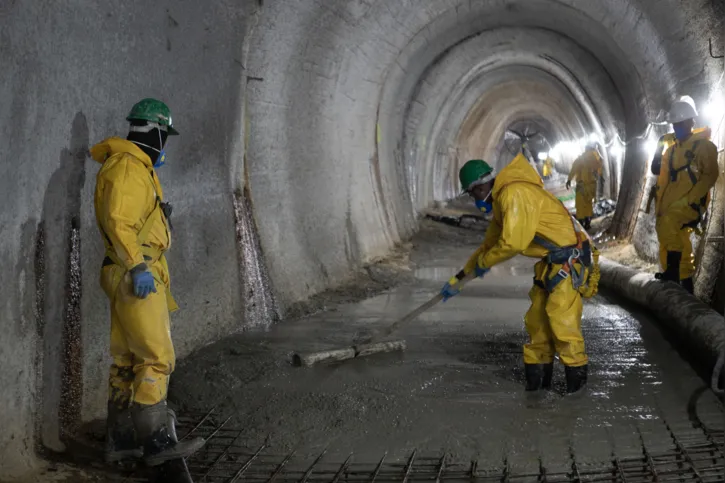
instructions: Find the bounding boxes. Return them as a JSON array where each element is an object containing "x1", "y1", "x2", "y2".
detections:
[{"x1": 292, "y1": 273, "x2": 475, "y2": 367}]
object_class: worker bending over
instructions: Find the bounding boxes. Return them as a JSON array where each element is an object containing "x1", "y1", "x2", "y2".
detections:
[
  {"x1": 440, "y1": 154, "x2": 600, "y2": 394},
  {"x1": 654, "y1": 96, "x2": 718, "y2": 294},
  {"x1": 566, "y1": 143, "x2": 603, "y2": 229},
  {"x1": 90, "y1": 99, "x2": 204, "y2": 466}
]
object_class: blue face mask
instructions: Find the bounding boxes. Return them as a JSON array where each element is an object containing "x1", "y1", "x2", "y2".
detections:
[
  {"x1": 673, "y1": 124, "x2": 691, "y2": 141},
  {"x1": 154, "y1": 149, "x2": 166, "y2": 168},
  {"x1": 475, "y1": 198, "x2": 493, "y2": 213}
]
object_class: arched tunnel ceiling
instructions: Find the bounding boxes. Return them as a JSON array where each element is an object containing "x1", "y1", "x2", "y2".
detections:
[{"x1": 246, "y1": 0, "x2": 720, "y2": 303}]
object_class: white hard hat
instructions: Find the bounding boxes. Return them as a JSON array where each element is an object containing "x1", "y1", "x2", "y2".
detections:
[{"x1": 668, "y1": 96, "x2": 698, "y2": 123}]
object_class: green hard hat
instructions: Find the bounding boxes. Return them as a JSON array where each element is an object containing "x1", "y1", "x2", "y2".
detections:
[
  {"x1": 459, "y1": 159, "x2": 494, "y2": 192},
  {"x1": 126, "y1": 98, "x2": 179, "y2": 135}
]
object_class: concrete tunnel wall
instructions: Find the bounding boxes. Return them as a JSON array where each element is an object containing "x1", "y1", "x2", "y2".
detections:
[
  {"x1": 0, "y1": 0, "x2": 255, "y2": 476},
  {"x1": 0, "y1": 0, "x2": 722, "y2": 478}
]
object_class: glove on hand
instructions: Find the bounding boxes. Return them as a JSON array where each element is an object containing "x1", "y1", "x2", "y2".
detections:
[
  {"x1": 130, "y1": 264, "x2": 157, "y2": 299},
  {"x1": 474, "y1": 264, "x2": 490, "y2": 279},
  {"x1": 440, "y1": 277, "x2": 461, "y2": 302}
]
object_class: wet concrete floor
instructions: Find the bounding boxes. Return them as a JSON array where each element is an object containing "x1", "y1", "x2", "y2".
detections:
[{"x1": 171, "y1": 237, "x2": 724, "y2": 475}]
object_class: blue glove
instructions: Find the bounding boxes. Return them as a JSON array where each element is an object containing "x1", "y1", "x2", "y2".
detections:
[
  {"x1": 130, "y1": 264, "x2": 157, "y2": 299},
  {"x1": 474, "y1": 264, "x2": 490, "y2": 279},
  {"x1": 440, "y1": 277, "x2": 461, "y2": 302}
]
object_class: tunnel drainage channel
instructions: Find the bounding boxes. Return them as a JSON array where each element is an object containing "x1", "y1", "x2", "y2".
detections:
[{"x1": 176, "y1": 411, "x2": 725, "y2": 483}]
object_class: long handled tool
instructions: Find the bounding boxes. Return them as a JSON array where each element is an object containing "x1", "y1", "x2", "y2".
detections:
[{"x1": 292, "y1": 273, "x2": 475, "y2": 367}]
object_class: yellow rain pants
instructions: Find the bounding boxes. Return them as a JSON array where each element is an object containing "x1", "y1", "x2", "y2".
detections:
[
  {"x1": 524, "y1": 261, "x2": 586, "y2": 366},
  {"x1": 460, "y1": 153, "x2": 589, "y2": 367},
  {"x1": 91, "y1": 137, "x2": 176, "y2": 407},
  {"x1": 102, "y1": 260, "x2": 175, "y2": 406},
  {"x1": 656, "y1": 224, "x2": 695, "y2": 280}
]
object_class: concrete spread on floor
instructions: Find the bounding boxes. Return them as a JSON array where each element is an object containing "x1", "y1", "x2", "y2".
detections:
[{"x1": 171, "y1": 230, "x2": 725, "y2": 474}]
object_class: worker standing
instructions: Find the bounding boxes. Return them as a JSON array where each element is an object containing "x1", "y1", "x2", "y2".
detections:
[
  {"x1": 566, "y1": 143, "x2": 603, "y2": 229},
  {"x1": 90, "y1": 99, "x2": 204, "y2": 466},
  {"x1": 654, "y1": 96, "x2": 718, "y2": 294},
  {"x1": 542, "y1": 156, "x2": 554, "y2": 179},
  {"x1": 440, "y1": 154, "x2": 600, "y2": 394}
]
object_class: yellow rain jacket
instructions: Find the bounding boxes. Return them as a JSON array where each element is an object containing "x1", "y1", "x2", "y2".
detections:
[
  {"x1": 463, "y1": 153, "x2": 580, "y2": 271},
  {"x1": 656, "y1": 129, "x2": 718, "y2": 217},
  {"x1": 91, "y1": 137, "x2": 171, "y2": 271},
  {"x1": 459, "y1": 153, "x2": 597, "y2": 367},
  {"x1": 91, "y1": 137, "x2": 176, "y2": 407},
  {"x1": 567, "y1": 149, "x2": 602, "y2": 219}
]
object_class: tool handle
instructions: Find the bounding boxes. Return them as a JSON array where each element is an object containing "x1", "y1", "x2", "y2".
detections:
[{"x1": 366, "y1": 272, "x2": 477, "y2": 342}]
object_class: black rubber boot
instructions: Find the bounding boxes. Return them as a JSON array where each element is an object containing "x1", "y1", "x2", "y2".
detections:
[
  {"x1": 542, "y1": 362, "x2": 554, "y2": 390},
  {"x1": 663, "y1": 251, "x2": 681, "y2": 282},
  {"x1": 154, "y1": 409, "x2": 195, "y2": 483},
  {"x1": 105, "y1": 402, "x2": 143, "y2": 463},
  {"x1": 525, "y1": 364, "x2": 544, "y2": 391},
  {"x1": 681, "y1": 277, "x2": 694, "y2": 294},
  {"x1": 565, "y1": 365, "x2": 588, "y2": 394},
  {"x1": 132, "y1": 401, "x2": 205, "y2": 467}
]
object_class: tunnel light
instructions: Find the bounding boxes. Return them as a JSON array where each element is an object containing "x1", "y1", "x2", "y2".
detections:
[
  {"x1": 537, "y1": 152, "x2": 548, "y2": 161},
  {"x1": 552, "y1": 141, "x2": 580, "y2": 159},
  {"x1": 643, "y1": 138, "x2": 658, "y2": 160},
  {"x1": 609, "y1": 143, "x2": 623, "y2": 158},
  {"x1": 588, "y1": 132, "x2": 602, "y2": 144},
  {"x1": 702, "y1": 95, "x2": 725, "y2": 129}
]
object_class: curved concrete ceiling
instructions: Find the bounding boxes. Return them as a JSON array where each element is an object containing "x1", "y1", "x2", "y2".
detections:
[{"x1": 246, "y1": 0, "x2": 721, "y2": 302}]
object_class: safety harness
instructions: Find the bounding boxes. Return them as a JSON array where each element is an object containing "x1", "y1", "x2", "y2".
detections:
[
  {"x1": 667, "y1": 140, "x2": 708, "y2": 229},
  {"x1": 532, "y1": 209, "x2": 594, "y2": 295},
  {"x1": 668, "y1": 140, "x2": 701, "y2": 186}
]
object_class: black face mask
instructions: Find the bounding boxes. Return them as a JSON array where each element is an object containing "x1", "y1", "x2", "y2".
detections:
[{"x1": 127, "y1": 124, "x2": 168, "y2": 165}]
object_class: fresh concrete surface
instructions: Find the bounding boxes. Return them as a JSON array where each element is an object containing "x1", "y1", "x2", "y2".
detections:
[
  {"x1": 171, "y1": 228, "x2": 724, "y2": 471},
  {"x1": 1, "y1": 0, "x2": 723, "y2": 479},
  {"x1": 600, "y1": 258, "x2": 725, "y2": 387}
]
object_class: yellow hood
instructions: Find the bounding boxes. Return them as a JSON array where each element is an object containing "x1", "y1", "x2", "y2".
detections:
[
  {"x1": 492, "y1": 153, "x2": 543, "y2": 198},
  {"x1": 90, "y1": 137, "x2": 152, "y2": 167}
]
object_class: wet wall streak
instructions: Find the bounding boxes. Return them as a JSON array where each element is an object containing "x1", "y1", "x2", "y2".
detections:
[
  {"x1": 233, "y1": 188, "x2": 280, "y2": 329},
  {"x1": 59, "y1": 219, "x2": 82, "y2": 437},
  {"x1": 39, "y1": 113, "x2": 87, "y2": 450},
  {"x1": 33, "y1": 221, "x2": 46, "y2": 451}
]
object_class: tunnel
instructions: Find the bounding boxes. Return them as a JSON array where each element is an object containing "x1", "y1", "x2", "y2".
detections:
[{"x1": 1, "y1": 0, "x2": 724, "y2": 480}]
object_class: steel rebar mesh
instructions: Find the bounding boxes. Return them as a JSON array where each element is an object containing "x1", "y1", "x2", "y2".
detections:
[{"x1": 176, "y1": 409, "x2": 724, "y2": 483}]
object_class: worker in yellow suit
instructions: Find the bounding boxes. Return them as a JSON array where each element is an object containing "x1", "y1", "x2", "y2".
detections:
[
  {"x1": 566, "y1": 143, "x2": 603, "y2": 230},
  {"x1": 90, "y1": 99, "x2": 204, "y2": 466},
  {"x1": 542, "y1": 156, "x2": 554, "y2": 179},
  {"x1": 650, "y1": 127, "x2": 710, "y2": 293},
  {"x1": 440, "y1": 154, "x2": 600, "y2": 394},
  {"x1": 654, "y1": 96, "x2": 719, "y2": 294}
]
